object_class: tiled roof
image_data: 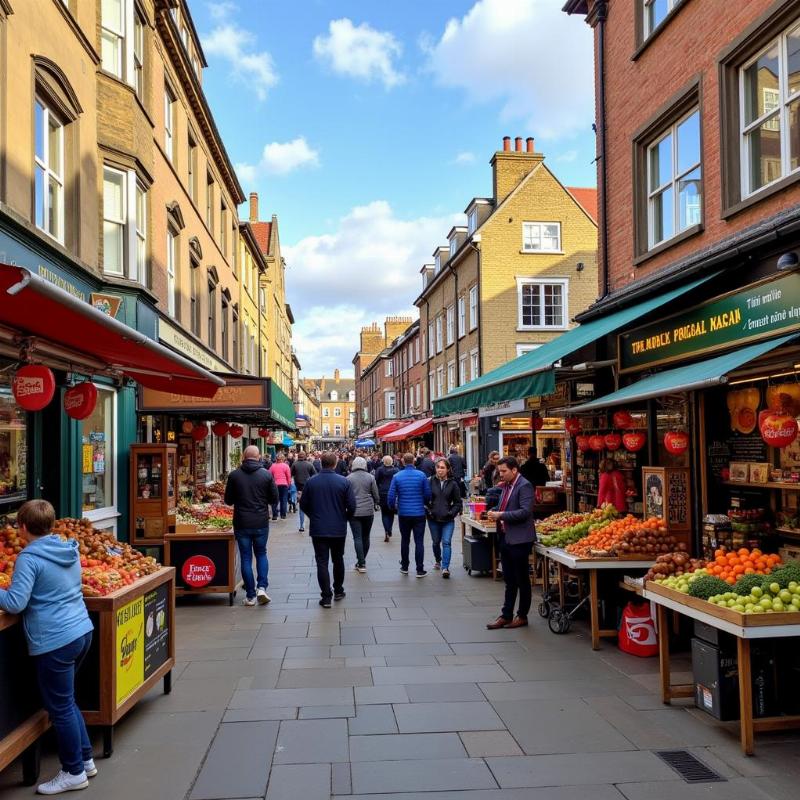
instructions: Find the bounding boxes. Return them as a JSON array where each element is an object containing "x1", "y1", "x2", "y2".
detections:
[
  {"x1": 251, "y1": 221, "x2": 272, "y2": 255},
  {"x1": 566, "y1": 187, "x2": 598, "y2": 223}
]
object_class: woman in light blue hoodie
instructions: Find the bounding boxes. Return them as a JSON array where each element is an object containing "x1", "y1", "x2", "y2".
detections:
[{"x1": 0, "y1": 500, "x2": 95, "y2": 795}]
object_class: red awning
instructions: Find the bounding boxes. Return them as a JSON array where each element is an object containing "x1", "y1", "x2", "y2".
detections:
[
  {"x1": 382, "y1": 417, "x2": 434, "y2": 442},
  {"x1": 0, "y1": 265, "x2": 224, "y2": 398},
  {"x1": 374, "y1": 421, "x2": 406, "y2": 438},
  {"x1": 359, "y1": 427, "x2": 377, "y2": 438}
]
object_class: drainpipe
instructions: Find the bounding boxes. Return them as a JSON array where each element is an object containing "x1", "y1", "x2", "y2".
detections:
[
  {"x1": 595, "y1": 0, "x2": 609, "y2": 298},
  {"x1": 469, "y1": 241, "x2": 483, "y2": 376}
]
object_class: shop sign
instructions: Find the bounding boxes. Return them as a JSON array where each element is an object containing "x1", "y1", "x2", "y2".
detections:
[
  {"x1": 139, "y1": 378, "x2": 268, "y2": 413},
  {"x1": 525, "y1": 381, "x2": 569, "y2": 411},
  {"x1": 90, "y1": 293, "x2": 122, "y2": 318},
  {"x1": 158, "y1": 318, "x2": 231, "y2": 374},
  {"x1": 36, "y1": 264, "x2": 92, "y2": 302},
  {"x1": 143, "y1": 585, "x2": 169, "y2": 681},
  {"x1": 619, "y1": 273, "x2": 800, "y2": 372},
  {"x1": 181, "y1": 555, "x2": 216, "y2": 587},
  {"x1": 115, "y1": 596, "x2": 144, "y2": 706},
  {"x1": 478, "y1": 398, "x2": 525, "y2": 418}
]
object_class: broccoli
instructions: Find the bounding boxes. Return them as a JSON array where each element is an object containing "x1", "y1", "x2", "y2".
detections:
[
  {"x1": 688, "y1": 575, "x2": 730, "y2": 600},
  {"x1": 764, "y1": 563, "x2": 800, "y2": 589},
  {"x1": 733, "y1": 573, "x2": 767, "y2": 595}
]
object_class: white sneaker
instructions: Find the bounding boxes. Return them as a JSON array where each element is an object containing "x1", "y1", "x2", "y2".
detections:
[
  {"x1": 243, "y1": 596, "x2": 257, "y2": 606},
  {"x1": 37, "y1": 769, "x2": 88, "y2": 794},
  {"x1": 83, "y1": 759, "x2": 97, "y2": 778},
  {"x1": 356, "y1": 565, "x2": 367, "y2": 573},
  {"x1": 256, "y1": 588, "x2": 271, "y2": 605}
]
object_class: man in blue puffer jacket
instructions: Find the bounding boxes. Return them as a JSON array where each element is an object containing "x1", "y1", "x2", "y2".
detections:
[{"x1": 388, "y1": 452, "x2": 432, "y2": 577}]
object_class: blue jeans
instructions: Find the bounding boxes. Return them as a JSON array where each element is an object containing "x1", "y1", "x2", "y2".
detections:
[
  {"x1": 428, "y1": 519, "x2": 455, "y2": 569},
  {"x1": 35, "y1": 632, "x2": 93, "y2": 775},
  {"x1": 236, "y1": 527, "x2": 269, "y2": 599},
  {"x1": 398, "y1": 515, "x2": 426, "y2": 573},
  {"x1": 349, "y1": 514, "x2": 374, "y2": 566},
  {"x1": 380, "y1": 506, "x2": 395, "y2": 536},
  {"x1": 272, "y1": 485, "x2": 289, "y2": 519}
]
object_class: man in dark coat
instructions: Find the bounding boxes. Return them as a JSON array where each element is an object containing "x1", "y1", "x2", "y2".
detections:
[
  {"x1": 224, "y1": 445, "x2": 279, "y2": 606},
  {"x1": 418, "y1": 448, "x2": 436, "y2": 478},
  {"x1": 520, "y1": 447, "x2": 550, "y2": 487},
  {"x1": 291, "y1": 451, "x2": 317, "y2": 533},
  {"x1": 447, "y1": 446, "x2": 468, "y2": 498},
  {"x1": 299, "y1": 452, "x2": 357, "y2": 607},
  {"x1": 485, "y1": 456, "x2": 536, "y2": 629}
]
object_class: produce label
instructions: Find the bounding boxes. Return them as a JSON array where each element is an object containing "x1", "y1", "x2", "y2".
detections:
[
  {"x1": 144, "y1": 584, "x2": 169, "y2": 680},
  {"x1": 115, "y1": 596, "x2": 144, "y2": 706},
  {"x1": 182, "y1": 555, "x2": 216, "y2": 587}
]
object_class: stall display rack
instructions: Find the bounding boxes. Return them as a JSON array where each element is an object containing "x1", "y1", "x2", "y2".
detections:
[
  {"x1": 458, "y1": 517, "x2": 501, "y2": 581},
  {"x1": 164, "y1": 529, "x2": 240, "y2": 605}
]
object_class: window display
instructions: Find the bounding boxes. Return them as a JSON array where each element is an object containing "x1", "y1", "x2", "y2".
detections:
[
  {"x1": 82, "y1": 386, "x2": 114, "y2": 513},
  {"x1": 0, "y1": 383, "x2": 27, "y2": 504}
]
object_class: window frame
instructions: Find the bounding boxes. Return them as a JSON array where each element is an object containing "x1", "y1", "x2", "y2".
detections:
[
  {"x1": 447, "y1": 360, "x2": 456, "y2": 393},
  {"x1": 221, "y1": 298, "x2": 229, "y2": 362},
  {"x1": 189, "y1": 258, "x2": 200, "y2": 336},
  {"x1": 206, "y1": 172, "x2": 214, "y2": 231},
  {"x1": 133, "y1": 7, "x2": 145, "y2": 98},
  {"x1": 521, "y1": 221, "x2": 562, "y2": 253},
  {"x1": 102, "y1": 165, "x2": 126, "y2": 276},
  {"x1": 459, "y1": 355, "x2": 467, "y2": 386},
  {"x1": 166, "y1": 226, "x2": 178, "y2": 319},
  {"x1": 516, "y1": 277, "x2": 569, "y2": 331},
  {"x1": 436, "y1": 366, "x2": 444, "y2": 400},
  {"x1": 187, "y1": 133, "x2": 197, "y2": 203},
  {"x1": 334, "y1": 406, "x2": 341, "y2": 417},
  {"x1": 468, "y1": 285, "x2": 478, "y2": 331},
  {"x1": 34, "y1": 98, "x2": 65, "y2": 243},
  {"x1": 101, "y1": 0, "x2": 125, "y2": 79},
  {"x1": 467, "y1": 207, "x2": 478, "y2": 235},
  {"x1": 164, "y1": 84, "x2": 175, "y2": 161},
  {"x1": 427, "y1": 323, "x2": 435, "y2": 358},
  {"x1": 445, "y1": 304, "x2": 454, "y2": 346},
  {"x1": 457, "y1": 296, "x2": 466, "y2": 338},
  {"x1": 435, "y1": 315, "x2": 443, "y2": 353},
  {"x1": 470, "y1": 348, "x2": 479, "y2": 381},
  {"x1": 207, "y1": 278, "x2": 217, "y2": 348}
]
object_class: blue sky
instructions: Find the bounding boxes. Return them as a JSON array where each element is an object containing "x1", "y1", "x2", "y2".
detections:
[{"x1": 194, "y1": 0, "x2": 597, "y2": 376}]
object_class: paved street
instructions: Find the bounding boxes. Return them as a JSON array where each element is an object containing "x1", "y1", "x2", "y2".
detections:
[{"x1": 3, "y1": 517, "x2": 800, "y2": 800}]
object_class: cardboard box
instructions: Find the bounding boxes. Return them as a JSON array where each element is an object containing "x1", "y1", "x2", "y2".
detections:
[
  {"x1": 174, "y1": 522, "x2": 199, "y2": 534},
  {"x1": 729, "y1": 462, "x2": 750, "y2": 483},
  {"x1": 749, "y1": 463, "x2": 770, "y2": 484},
  {"x1": 780, "y1": 545, "x2": 800, "y2": 563}
]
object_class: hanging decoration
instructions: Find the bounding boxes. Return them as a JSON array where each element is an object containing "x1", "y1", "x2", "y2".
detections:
[
  {"x1": 575, "y1": 435, "x2": 591, "y2": 453},
  {"x1": 589, "y1": 434, "x2": 605, "y2": 452},
  {"x1": 663, "y1": 430, "x2": 689, "y2": 456},
  {"x1": 565, "y1": 417, "x2": 582, "y2": 436},
  {"x1": 604, "y1": 432, "x2": 622, "y2": 451},
  {"x1": 622, "y1": 431, "x2": 647, "y2": 452},
  {"x1": 63, "y1": 382, "x2": 98, "y2": 421},
  {"x1": 258, "y1": 427, "x2": 270, "y2": 438},
  {"x1": 181, "y1": 420, "x2": 195, "y2": 434},
  {"x1": 211, "y1": 421, "x2": 230, "y2": 437},
  {"x1": 758, "y1": 408, "x2": 799, "y2": 449},
  {"x1": 13, "y1": 365, "x2": 56, "y2": 411},
  {"x1": 229, "y1": 424, "x2": 244, "y2": 439},
  {"x1": 191, "y1": 423, "x2": 209, "y2": 441},
  {"x1": 532, "y1": 414, "x2": 544, "y2": 431},
  {"x1": 612, "y1": 410, "x2": 634, "y2": 429}
]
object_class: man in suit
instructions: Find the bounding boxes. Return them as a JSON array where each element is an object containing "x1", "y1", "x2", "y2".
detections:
[
  {"x1": 485, "y1": 456, "x2": 536, "y2": 629},
  {"x1": 299, "y1": 451, "x2": 357, "y2": 608}
]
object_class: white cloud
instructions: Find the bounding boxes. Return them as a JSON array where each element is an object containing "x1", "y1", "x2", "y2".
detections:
[
  {"x1": 423, "y1": 0, "x2": 594, "y2": 139},
  {"x1": 313, "y1": 18, "x2": 405, "y2": 89},
  {"x1": 236, "y1": 137, "x2": 320, "y2": 183},
  {"x1": 285, "y1": 201, "x2": 460, "y2": 375},
  {"x1": 453, "y1": 151, "x2": 475, "y2": 165},
  {"x1": 206, "y1": 1, "x2": 237, "y2": 21},
  {"x1": 556, "y1": 150, "x2": 579, "y2": 163},
  {"x1": 201, "y1": 23, "x2": 277, "y2": 100}
]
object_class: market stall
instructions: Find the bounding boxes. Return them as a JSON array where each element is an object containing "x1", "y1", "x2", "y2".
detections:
[{"x1": 459, "y1": 515, "x2": 500, "y2": 579}]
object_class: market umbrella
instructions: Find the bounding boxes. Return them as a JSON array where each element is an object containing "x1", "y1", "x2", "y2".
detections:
[{"x1": 355, "y1": 438, "x2": 375, "y2": 448}]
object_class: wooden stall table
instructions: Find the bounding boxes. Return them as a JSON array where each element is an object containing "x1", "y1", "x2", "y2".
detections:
[
  {"x1": 643, "y1": 582, "x2": 800, "y2": 755},
  {"x1": 536, "y1": 546, "x2": 654, "y2": 650},
  {"x1": 459, "y1": 516, "x2": 500, "y2": 580},
  {"x1": 164, "y1": 528, "x2": 240, "y2": 605}
]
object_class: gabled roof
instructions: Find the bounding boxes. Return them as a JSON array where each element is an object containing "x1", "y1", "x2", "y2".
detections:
[
  {"x1": 251, "y1": 221, "x2": 272, "y2": 255},
  {"x1": 566, "y1": 187, "x2": 598, "y2": 223}
]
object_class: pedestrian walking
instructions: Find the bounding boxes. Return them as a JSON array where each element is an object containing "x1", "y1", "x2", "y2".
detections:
[
  {"x1": 447, "y1": 445, "x2": 468, "y2": 498},
  {"x1": 225, "y1": 445, "x2": 278, "y2": 606},
  {"x1": 482, "y1": 450, "x2": 501, "y2": 490},
  {"x1": 485, "y1": 456, "x2": 536, "y2": 629},
  {"x1": 418, "y1": 447, "x2": 436, "y2": 477},
  {"x1": 426, "y1": 458, "x2": 463, "y2": 578},
  {"x1": 287, "y1": 480, "x2": 298, "y2": 514},
  {"x1": 291, "y1": 451, "x2": 317, "y2": 532},
  {"x1": 299, "y1": 452, "x2": 357, "y2": 608},
  {"x1": 269, "y1": 452, "x2": 292, "y2": 520},
  {"x1": 347, "y1": 457, "x2": 380, "y2": 573},
  {"x1": 335, "y1": 454, "x2": 349, "y2": 476},
  {"x1": 388, "y1": 452, "x2": 432, "y2": 577},
  {"x1": 312, "y1": 451, "x2": 322, "y2": 473},
  {"x1": 598, "y1": 458, "x2": 628, "y2": 513},
  {"x1": 374, "y1": 455, "x2": 399, "y2": 542},
  {"x1": 0, "y1": 500, "x2": 97, "y2": 795}
]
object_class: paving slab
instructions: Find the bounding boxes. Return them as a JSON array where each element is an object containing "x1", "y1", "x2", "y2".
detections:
[
  {"x1": 405, "y1": 682, "x2": 485, "y2": 703},
  {"x1": 394, "y1": 701, "x2": 505, "y2": 733},
  {"x1": 276, "y1": 666, "x2": 373, "y2": 688},
  {"x1": 223, "y1": 707, "x2": 298, "y2": 721},
  {"x1": 373, "y1": 625, "x2": 447, "y2": 643},
  {"x1": 349, "y1": 732, "x2": 467, "y2": 761},
  {"x1": 617, "y1": 779, "x2": 777, "y2": 800},
  {"x1": 190, "y1": 721, "x2": 279, "y2": 799},
  {"x1": 274, "y1": 718, "x2": 350, "y2": 763},
  {"x1": 364, "y1": 642, "x2": 453, "y2": 656},
  {"x1": 329, "y1": 787, "x2": 625, "y2": 800},
  {"x1": 266, "y1": 764, "x2": 331, "y2": 800},
  {"x1": 332, "y1": 763, "x2": 352, "y2": 796},
  {"x1": 460, "y1": 730, "x2": 524, "y2": 757},
  {"x1": 180, "y1": 658, "x2": 283, "y2": 681},
  {"x1": 384, "y1": 653, "x2": 440, "y2": 666},
  {"x1": 114, "y1": 709, "x2": 223, "y2": 748},
  {"x1": 229, "y1": 687, "x2": 354, "y2": 708},
  {"x1": 354, "y1": 684, "x2": 410, "y2": 705},
  {"x1": 351, "y1": 757, "x2": 496, "y2": 794},
  {"x1": 347, "y1": 704, "x2": 398, "y2": 735},
  {"x1": 373, "y1": 664, "x2": 511, "y2": 685},
  {"x1": 341, "y1": 627, "x2": 377, "y2": 645},
  {"x1": 299, "y1": 704, "x2": 356, "y2": 718}
]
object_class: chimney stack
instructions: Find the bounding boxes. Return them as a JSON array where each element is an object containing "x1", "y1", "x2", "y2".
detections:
[
  {"x1": 526, "y1": 137, "x2": 535, "y2": 153},
  {"x1": 249, "y1": 192, "x2": 259, "y2": 223},
  {"x1": 515, "y1": 136, "x2": 523, "y2": 152},
  {"x1": 502, "y1": 136, "x2": 511, "y2": 152},
  {"x1": 334, "y1": 368, "x2": 340, "y2": 383}
]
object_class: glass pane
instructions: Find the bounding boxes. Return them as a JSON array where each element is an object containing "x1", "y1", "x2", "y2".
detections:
[
  {"x1": 103, "y1": 221, "x2": 123, "y2": 274},
  {"x1": 544, "y1": 285, "x2": 563, "y2": 326},
  {"x1": 651, "y1": 186, "x2": 674, "y2": 244},
  {"x1": 0, "y1": 384, "x2": 28, "y2": 501},
  {"x1": 103, "y1": 169, "x2": 124, "y2": 221},
  {"x1": 677, "y1": 111, "x2": 700, "y2": 174},
  {"x1": 102, "y1": 0, "x2": 123, "y2": 30},
  {"x1": 48, "y1": 176, "x2": 61, "y2": 239},
  {"x1": 34, "y1": 102, "x2": 44, "y2": 160},
  {"x1": 646, "y1": 0, "x2": 669, "y2": 34},
  {"x1": 34, "y1": 167, "x2": 45, "y2": 228},
  {"x1": 649, "y1": 133, "x2": 672, "y2": 190},
  {"x1": 789, "y1": 25, "x2": 800, "y2": 97},
  {"x1": 136, "y1": 186, "x2": 146, "y2": 232},
  {"x1": 523, "y1": 224, "x2": 539, "y2": 250},
  {"x1": 789, "y1": 97, "x2": 800, "y2": 172},
  {"x1": 48, "y1": 118, "x2": 62, "y2": 177},
  {"x1": 678, "y1": 167, "x2": 702, "y2": 230},
  {"x1": 544, "y1": 224, "x2": 559, "y2": 249},
  {"x1": 101, "y1": 30, "x2": 120, "y2": 75},
  {"x1": 747, "y1": 118, "x2": 782, "y2": 192},
  {"x1": 743, "y1": 43, "x2": 780, "y2": 126},
  {"x1": 82, "y1": 389, "x2": 113, "y2": 513}
]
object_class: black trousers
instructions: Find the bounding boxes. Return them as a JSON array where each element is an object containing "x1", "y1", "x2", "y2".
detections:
[
  {"x1": 398, "y1": 515, "x2": 426, "y2": 572},
  {"x1": 312, "y1": 536, "x2": 346, "y2": 600},
  {"x1": 500, "y1": 540, "x2": 533, "y2": 620}
]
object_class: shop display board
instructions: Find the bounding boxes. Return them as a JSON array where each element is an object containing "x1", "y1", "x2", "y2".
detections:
[
  {"x1": 642, "y1": 467, "x2": 690, "y2": 533},
  {"x1": 164, "y1": 530, "x2": 239, "y2": 605}
]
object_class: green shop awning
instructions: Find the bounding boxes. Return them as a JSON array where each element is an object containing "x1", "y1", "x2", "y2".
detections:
[
  {"x1": 268, "y1": 382, "x2": 297, "y2": 431},
  {"x1": 569, "y1": 334, "x2": 799, "y2": 412},
  {"x1": 433, "y1": 273, "x2": 717, "y2": 416}
]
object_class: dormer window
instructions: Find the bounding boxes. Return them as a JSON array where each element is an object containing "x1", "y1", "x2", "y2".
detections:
[
  {"x1": 329, "y1": 390, "x2": 338, "y2": 401},
  {"x1": 449, "y1": 238, "x2": 457, "y2": 257},
  {"x1": 467, "y1": 208, "x2": 478, "y2": 235},
  {"x1": 434, "y1": 253, "x2": 441, "y2": 274}
]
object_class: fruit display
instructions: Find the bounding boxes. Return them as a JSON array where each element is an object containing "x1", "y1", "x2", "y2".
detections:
[
  {"x1": 0, "y1": 518, "x2": 160, "y2": 598},
  {"x1": 177, "y1": 501, "x2": 234, "y2": 530},
  {"x1": 192, "y1": 481, "x2": 226, "y2": 503},
  {"x1": 537, "y1": 511, "x2": 586, "y2": 536},
  {"x1": 538, "y1": 505, "x2": 619, "y2": 548},
  {"x1": 651, "y1": 568, "x2": 709, "y2": 593},
  {"x1": 644, "y1": 552, "x2": 706, "y2": 583},
  {"x1": 706, "y1": 547, "x2": 781, "y2": 585},
  {"x1": 565, "y1": 515, "x2": 677, "y2": 558}
]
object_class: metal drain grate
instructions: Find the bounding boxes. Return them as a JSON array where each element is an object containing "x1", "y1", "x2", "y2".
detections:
[{"x1": 655, "y1": 750, "x2": 726, "y2": 783}]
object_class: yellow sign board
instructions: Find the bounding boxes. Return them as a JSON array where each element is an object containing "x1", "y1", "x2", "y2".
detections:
[
  {"x1": 115, "y1": 596, "x2": 144, "y2": 706},
  {"x1": 82, "y1": 445, "x2": 93, "y2": 474}
]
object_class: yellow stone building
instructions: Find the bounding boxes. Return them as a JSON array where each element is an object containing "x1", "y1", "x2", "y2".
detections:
[{"x1": 302, "y1": 370, "x2": 356, "y2": 446}]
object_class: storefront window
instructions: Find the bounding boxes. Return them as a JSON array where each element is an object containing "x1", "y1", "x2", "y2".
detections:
[
  {"x1": 0, "y1": 382, "x2": 27, "y2": 505},
  {"x1": 82, "y1": 387, "x2": 115, "y2": 517}
]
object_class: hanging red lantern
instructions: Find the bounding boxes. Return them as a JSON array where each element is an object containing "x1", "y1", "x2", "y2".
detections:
[
  {"x1": 575, "y1": 435, "x2": 591, "y2": 453},
  {"x1": 211, "y1": 421, "x2": 230, "y2": 437},
  {"x1": 664, "y1": 430, "x2": 689, "y2": 455},
  {"x1": 565, "y1": 417, "x2": 582, "y2": 436},
  {"x1": 258, "y1": 427, "x2": 270, "y2": 438},
  {"x1": 63, "y1": 382, "x2": 97, "y2": 421},
  {"x1": 589, "y1": 434, "x2": 605, "y2": 451},
  {"x1": 229, "y1": 424, "x2": 244, "y2": 439},
  {"x1": 758, "y1": 408, "x2": 799, "y2": 449},
  {"x1": 622, "y1": 431, "x2": 647, "y2": 452},
  {"x1": 191, "y1": 423, "x2": 209, "y2": 441},
  {"x1": 181, "y1": 420, "x2": 194, "y2": 434},
  {"x1": 532, "y1": 414, "x2": 544, "y2": 431},
  {"x1": 604, "y1": 432, "x2": 622, "y2": 451},
  {"x1": 13, "y1": 365, "x2": 56, "y2": 411},
  {"x1": 612, "y1": 410, "x2": 633, "y2": 429}
]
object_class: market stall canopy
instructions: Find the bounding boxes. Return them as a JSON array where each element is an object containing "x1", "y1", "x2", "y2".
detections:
[
  {"x1": 374, "y1": 421, "x2": 406, "y2": 438},
  {"x1": 569, "y1": 334, "x2": 799, "y2": 412},
  {"x1": 0, "y1": 264, "x2": 223, "y2": 398},
  {"x1": 432, "y1": 273, "x2": 718, "y2": 416},
  {"x1": 382, "y1": 417, "x2": 434, "y2": 442},
  {"x1": 355, "y1": 438, "x2": 375, "y2": 447}
]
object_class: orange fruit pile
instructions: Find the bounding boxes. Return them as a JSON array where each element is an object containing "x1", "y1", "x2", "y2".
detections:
[{"x1": 709, "y1": 547, "x2": 781, "y2": 585}]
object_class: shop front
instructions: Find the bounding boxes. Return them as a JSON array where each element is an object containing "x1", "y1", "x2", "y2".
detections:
[{"x1": 381, "y1": 416, "x2": 434, "y2": 452}]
